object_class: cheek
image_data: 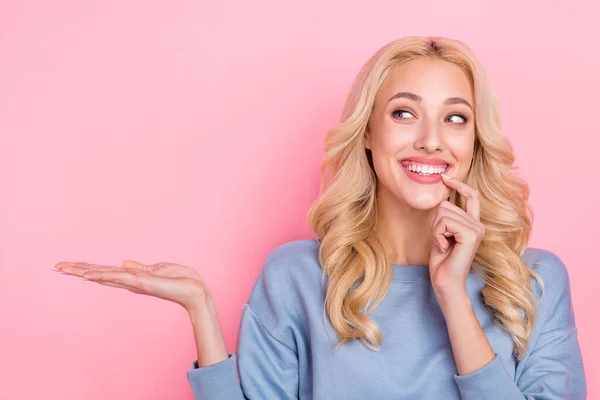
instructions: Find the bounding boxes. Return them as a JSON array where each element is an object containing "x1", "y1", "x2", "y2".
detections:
[
  {"x1": 369, "y1": 134, "x2": 401, "y2": 175},
  {"x1": 458, "y1": 146, "x2": 475, "y2": 163},
  {"x1": 371, "y1": 125, "x2": 413, "y2": 154},
  {"x1": 448, "y1": 134, "x2": 475, "y2": 162}
]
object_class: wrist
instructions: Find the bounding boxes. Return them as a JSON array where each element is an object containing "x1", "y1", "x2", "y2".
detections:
[
  {"x1": 187, "y1": 297, "x2": 219, "y2": 325},
  {"x1": 435, "y1": 288, "x2": 472, "y2": 315},
  {"x1": 187, "y1": 301, "x2": 229, "y2": 368},
  {"x1": 185, "y1": 287, "x2": 216, "y2": 315}
]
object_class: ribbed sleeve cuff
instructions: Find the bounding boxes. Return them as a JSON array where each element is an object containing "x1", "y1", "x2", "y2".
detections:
[
  {"x1": 453, "y1": 354, "x2": 523, "y2": 400},
  {"x1": 186, "y1": 353, "x2": 245, "y2": 399}
]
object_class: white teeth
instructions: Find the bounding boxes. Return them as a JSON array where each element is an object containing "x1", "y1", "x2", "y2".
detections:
[{"x1": 403, "y1": 163, "x2": 448, "y2": 175}]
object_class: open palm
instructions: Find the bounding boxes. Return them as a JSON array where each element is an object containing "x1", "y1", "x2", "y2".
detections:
[{"x1": 54, "y1": 260, "x2": 210, "y2": 312}]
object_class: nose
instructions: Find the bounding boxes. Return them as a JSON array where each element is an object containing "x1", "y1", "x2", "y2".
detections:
[{"x1": 414, "y1": 119, "x2": 444, "y2": 153}]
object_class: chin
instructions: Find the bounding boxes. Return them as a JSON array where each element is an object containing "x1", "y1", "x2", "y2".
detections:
[
  {"x1": 405, "y1": 197, "x2": 444, "y2": 210},
  {"x1": 401, "y1": 187, "x2": 449, "y2": 211}
]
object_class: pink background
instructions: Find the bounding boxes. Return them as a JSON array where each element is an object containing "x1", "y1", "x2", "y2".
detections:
[{"x1": 1, "y1": 1, "x2": 598, "y2": 398}]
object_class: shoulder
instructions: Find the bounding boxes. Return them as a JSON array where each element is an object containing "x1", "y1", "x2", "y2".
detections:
[
  {"x1": 257, "y1": 239, "x2": 324, "y2": 286},
  {"x1": 262, "y1": 239, "x2": 322, "y2": 272},
  {"x1": 246, "y1": 239, "x2": 324, "y2": 317},
  {"x1": 520, "y1": 247, "x2": 574, "y2": 313},
  {"x1": 521, "y1": 247, "x2": 569, "y2": 281}
]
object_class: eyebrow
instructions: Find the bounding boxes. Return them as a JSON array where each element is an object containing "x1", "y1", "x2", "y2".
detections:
[{"x1": 388, "y1": 91, "x2": 473, "y2": 110}]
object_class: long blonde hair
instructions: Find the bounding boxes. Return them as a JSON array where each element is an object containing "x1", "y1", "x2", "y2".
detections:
[{"x1": 306, "y1": 36, "x2": 543, "y2": 360}]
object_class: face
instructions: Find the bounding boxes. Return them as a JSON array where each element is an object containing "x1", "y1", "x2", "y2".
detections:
[{"x1": 365, "y1": 58, "x2": 476, "y2": 211}]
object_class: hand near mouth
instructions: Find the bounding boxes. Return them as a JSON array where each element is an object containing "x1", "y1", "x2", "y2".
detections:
[{"x1": 428, "y1": 173, "x2": 485, "y2": 300}]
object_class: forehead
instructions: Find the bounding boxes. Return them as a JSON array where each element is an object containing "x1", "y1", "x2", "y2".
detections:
[{"x1": 377, "y1": 58, "x2": 473, "y2": 106}]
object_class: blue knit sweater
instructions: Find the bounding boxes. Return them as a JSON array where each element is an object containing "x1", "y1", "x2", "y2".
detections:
[{"x1": 186, "y1": 240, "x2": 586, "y2": 399}]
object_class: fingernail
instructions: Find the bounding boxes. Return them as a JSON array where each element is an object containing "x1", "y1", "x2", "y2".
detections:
[
  {"x1": 435, "y1": 241, "x2": 446, "y2": 253},
  {"x1": 443, "y1": 232, "x2": 453, "y2": 237},
  {"x1": 441, "y1": 173, "x2": 451, "y2": 180}
]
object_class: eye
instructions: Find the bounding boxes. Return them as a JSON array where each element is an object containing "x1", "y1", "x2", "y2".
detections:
[
  {"x1": 392, "y1": 109, "x2": 415, "y2": 119},
  {"x1": 446, "y1": 113, "x2": 467, "y2": 123}
]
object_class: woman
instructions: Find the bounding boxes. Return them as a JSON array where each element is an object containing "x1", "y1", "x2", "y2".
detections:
[{"x1": 54, "y1": 36, "x2": 587, "y2": 399}]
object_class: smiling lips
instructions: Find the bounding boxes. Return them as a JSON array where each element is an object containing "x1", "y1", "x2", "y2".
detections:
[
  {"x1": 399, "y1": 157, "x2": 452, "y2": 184},
  {"x1": 402, "y1": 162, "x2": 448, "y2": 175}
]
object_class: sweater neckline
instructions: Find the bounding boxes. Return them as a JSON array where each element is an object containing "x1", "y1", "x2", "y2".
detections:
[{"x1": 392, "y1": 264, "x2": 430, "y2": 281}]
